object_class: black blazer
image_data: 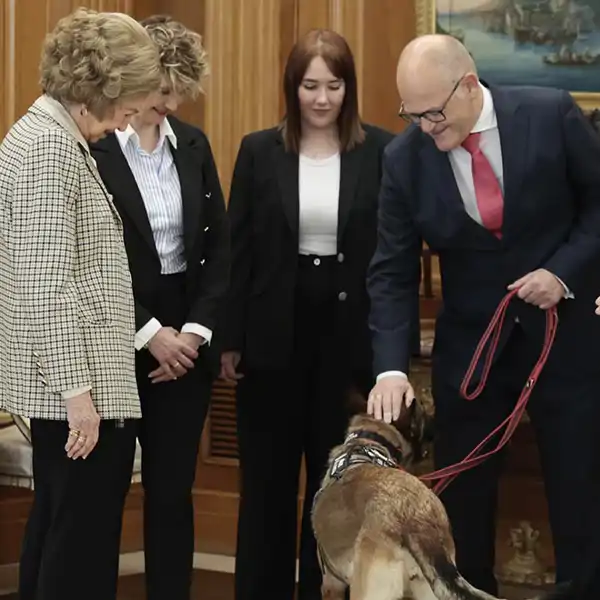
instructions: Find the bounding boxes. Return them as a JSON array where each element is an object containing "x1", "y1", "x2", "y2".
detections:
[
  {"x1": 367, "y1": 84, "x2": 600, "y2": 389},
  {"x1": 222, "y1": 123, "x2": 408, "y2": 375},
  {"x1": 90, "y1": 117, "x2": 230, "y2": 371}
]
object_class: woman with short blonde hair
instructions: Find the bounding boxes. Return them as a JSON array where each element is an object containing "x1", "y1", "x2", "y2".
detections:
[
  {"x1": 142, "y1": 13, "x2": 209, "y2": 99},
  {"x1": 0, "y1": 8, "x2": 161, "y2": 600},
  {"x1": 91, "y1": 15, "x2": 229, "y2": 600}
]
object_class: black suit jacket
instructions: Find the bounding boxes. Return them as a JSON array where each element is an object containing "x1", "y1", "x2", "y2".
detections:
[
  {"x1": 90, "y1": 117, "x2": 230, "y2": 371},
  {"x1": 367, "y1": 84, "x2": 600, "y2": 389},
  {"x1": 222, "y1": 123, "x2": 413, "y2": 375}
]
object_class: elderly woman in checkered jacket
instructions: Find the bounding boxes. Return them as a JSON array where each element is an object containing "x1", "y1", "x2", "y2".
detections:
[{"x1": 0, "y1": 8, "x2": 162, "y2": 600}]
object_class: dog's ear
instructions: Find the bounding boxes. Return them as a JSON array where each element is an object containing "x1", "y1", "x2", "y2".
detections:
[
  {"x1": 409, "y1": 398, "x2": 426, "y2": 444},
  {"x1": 391, "y1": 399, "x2": 418, "y2": 439},
  {"x1": 392, "y1": 397, "x2": 431, "y2": 461},
  {"x1": 422, "y1": 409, "x2": 434, "y2": 443}
]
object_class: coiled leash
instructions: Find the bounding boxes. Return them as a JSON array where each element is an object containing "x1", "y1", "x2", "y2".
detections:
[{"x1": 419, "y1": 288, "x2": 559, "y2": 495}]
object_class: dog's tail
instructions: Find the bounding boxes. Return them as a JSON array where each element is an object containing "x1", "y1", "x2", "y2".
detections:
[{"x1": 405, "y1": 536, "x2": 504, "y2": 600}]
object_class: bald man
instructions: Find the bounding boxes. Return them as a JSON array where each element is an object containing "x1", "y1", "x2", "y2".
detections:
[{"x1": 366, "y1": 34, "x2": 600, "y2": 597}]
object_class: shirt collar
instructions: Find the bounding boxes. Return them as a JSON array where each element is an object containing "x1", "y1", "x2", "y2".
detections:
[
  {"x1": 33, "y1": 95, "x2": 91, "y2": 155},
  {"x1": 115, "y1": 117, "x2": 178, "y2": 152},
  {"x1": 471, "y1": 83, "x2": 497, "y2": 133}
]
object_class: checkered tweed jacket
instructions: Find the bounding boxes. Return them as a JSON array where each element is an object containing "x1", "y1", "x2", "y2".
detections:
[{"x1": 0, "y1": 96, "x2": 141, "y2": 420}]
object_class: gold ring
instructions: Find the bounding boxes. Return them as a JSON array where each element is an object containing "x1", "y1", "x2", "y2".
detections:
[
  {"x1": 68, "y1": 429, "x2": 80, "y2": 437},
  {"x1": 77, "y1": 436, "x2": 86, "y2": 444}
]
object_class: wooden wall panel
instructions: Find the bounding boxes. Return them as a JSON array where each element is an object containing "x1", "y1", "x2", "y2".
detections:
[
  {"x1": 361, "y1": 0, "x2": 415, "y2": 134},
  {"x1": 12, "y1": 0, "x2": 47, "y2": 128},
  {"x1": 0, "y1": 0, "x2": 15, "y2": 138},
  {"x1": 47, "y1": 0, "x2": 133, "y2": 26},
  {"x1": 202, "y1": 0, "x2": 284, "y2": 197}
]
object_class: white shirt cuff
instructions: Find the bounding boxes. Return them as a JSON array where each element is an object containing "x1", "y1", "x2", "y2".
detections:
[
  {"x1": 376, "y1": 371, "x2": 408, "y2": 382},
  {"x1": 62, "y1": 385, "x2": 92, "y2": 400},
  {"x1": 135, "y1": 318, "x2": 162, "y2": 351},
  {"x1": 181, "y1": 323, "x2": 212, "y2": 345},
  {"x1": 555, "y1": 276, "x2": 574, "y2": 299}
]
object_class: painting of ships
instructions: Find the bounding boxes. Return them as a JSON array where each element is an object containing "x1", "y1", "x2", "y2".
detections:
[
  {"x1": 543, "y1": 45, "x2": 600, "y2": 63},
  {"x1": 434, "y1": 0, "x2": 600, "y2": 90}
]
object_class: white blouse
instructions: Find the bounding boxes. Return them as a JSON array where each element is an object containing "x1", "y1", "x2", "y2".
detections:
[{"x1": 298, "y1": 152, "x2": 340, "y2": 256}]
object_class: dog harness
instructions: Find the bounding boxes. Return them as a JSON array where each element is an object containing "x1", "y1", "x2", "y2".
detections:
[{"x1": 326, "y1": 430, "x2": 402, "y2": 480}]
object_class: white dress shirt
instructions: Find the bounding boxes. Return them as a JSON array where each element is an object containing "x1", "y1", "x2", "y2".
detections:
[
  {"x1": 298, "y1": 152, "x2": 340, "y2": 256},
  {"x1": 115, "y1": 120, "x2": 211, "y2": 350}
]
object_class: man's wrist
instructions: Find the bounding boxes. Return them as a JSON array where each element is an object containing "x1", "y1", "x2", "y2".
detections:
[{"x1": 376, "y1": 371, "x2": 408, "y2": 382}]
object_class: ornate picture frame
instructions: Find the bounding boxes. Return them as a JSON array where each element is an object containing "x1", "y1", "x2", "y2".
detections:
[{"x1": 415, "y1": 0, "x2": 600, "y2": 109}]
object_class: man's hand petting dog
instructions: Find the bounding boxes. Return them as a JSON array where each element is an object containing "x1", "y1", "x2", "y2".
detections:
[{"x1": 368, "y1": 376, "x2": 415, "y2": 424}]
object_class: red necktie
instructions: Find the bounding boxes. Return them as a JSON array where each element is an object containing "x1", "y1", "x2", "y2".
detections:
[{"x1": 462, "y1": 133, "x2": 503, "y2": 238}]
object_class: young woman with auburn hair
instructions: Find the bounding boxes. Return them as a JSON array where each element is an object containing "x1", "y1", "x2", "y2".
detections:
[{"x1": 220, "y1": 29, "x2": 406, "y2": 600}]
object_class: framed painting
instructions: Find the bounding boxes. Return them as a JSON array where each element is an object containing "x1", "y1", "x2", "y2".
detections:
[{"x1": 415, "y1": 0, "x2": 600, "y2": 109}]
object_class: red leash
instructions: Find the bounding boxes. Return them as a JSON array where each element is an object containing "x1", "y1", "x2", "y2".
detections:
[{"x1": 418, "y1": 289, "x2": 559, "y2": 495}]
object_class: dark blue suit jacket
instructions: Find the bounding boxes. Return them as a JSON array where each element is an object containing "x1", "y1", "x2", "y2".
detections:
[{"x1": 367, "y1": 84, "x2": 600, "y2": 390}]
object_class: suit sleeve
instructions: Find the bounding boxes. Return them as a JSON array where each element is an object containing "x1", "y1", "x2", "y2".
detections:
[
  {"x1": 135, "y1": 300, "x2": 155, "y2": 332},
  {"x1": 221, "y1": 135, "x2": 254, "y2": 352},
  {"x1": 12, "y1": 133, "x2": 91, "y2": 395},
  {"x1": 366, "y1": 145, "x2": 422, "y2": 376},
  {"x1": 185, "y1": 136, "x2": 231, "y2": 331},
  {"x1": 542, "y1": 92, "x2": 600, "y2": 292}
]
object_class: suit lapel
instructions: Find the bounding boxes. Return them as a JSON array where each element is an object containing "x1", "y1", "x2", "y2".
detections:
[
  {"x1": 170, "y1": 132, "x2": 202, "y2": 258},
  {"x1": 95, "y1": 135, "x2": 158, "y2": 258},
  {"x1": 490, "y1": 86, "x2": 529, "y2": 241},
  {"x1": 336, "y1": 145, "x2": 361, "y2": 247},
  {"x1": 275, "y1": 138, "x2": 300, "y2": 233},
  {"x1": 425, "y1": 144, "x2": 468, "y2": 218}
]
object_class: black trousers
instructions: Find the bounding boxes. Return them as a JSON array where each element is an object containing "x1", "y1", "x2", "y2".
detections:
[
  {"x1": 136, "y1": 273, "x2": 213, "y2": 600},
  {"x1": 19, "y1": 418, "x2": 137, "y2": 600},
  {"x1": 433, "y1": 325, "x2": 600, "y2": 595},
  {"x1": 234, "y1": 255, "x2": 371, "y2": 600}
]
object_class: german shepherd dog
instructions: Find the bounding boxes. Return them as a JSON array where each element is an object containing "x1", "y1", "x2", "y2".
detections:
[{"x1": 311, "y1": 395, "x2": 507, "y2": 600}]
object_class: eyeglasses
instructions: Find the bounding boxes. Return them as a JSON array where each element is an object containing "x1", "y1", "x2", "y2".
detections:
[{"x1": 398, "y1": 77, "x2": 464, "y2": 124}]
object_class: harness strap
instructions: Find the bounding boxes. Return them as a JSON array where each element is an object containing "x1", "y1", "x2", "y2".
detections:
[
  {"x1": 328, "y1": 444, "x2": 398, "y2": 480},
  {"x1": 345, "y1": 430, "x2": 405, "y2": 464}
]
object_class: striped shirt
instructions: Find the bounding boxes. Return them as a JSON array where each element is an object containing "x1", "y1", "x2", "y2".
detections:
[{"x1": 116, "y1": 119, "x2": 185, "y2": 274}]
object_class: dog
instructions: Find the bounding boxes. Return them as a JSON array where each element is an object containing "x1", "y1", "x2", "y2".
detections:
[{"x1": 311, "y1": 395, "x2": 508, "y2": 600}]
